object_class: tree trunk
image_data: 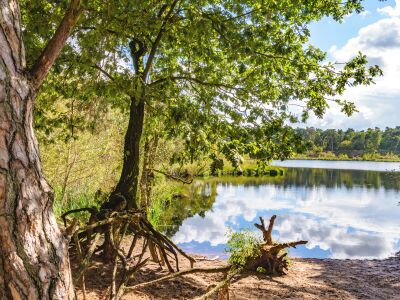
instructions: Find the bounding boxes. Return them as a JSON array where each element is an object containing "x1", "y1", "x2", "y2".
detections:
[
  {"x1": 140, "y1": 134, "x2": 159, "y2": 209},
  {"x1": 102, "y1": 98, "x2": 145, "y2": 211},
  {"x1": 0, "y1": 1, "x2": 75, "y2": 298}
]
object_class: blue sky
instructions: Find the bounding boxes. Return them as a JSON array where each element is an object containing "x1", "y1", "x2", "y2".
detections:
[{"x1": 304, "y1": 0, "x2": 400, "y2": 130}]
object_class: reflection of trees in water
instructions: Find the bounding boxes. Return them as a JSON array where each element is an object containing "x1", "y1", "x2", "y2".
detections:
[
  {"x1": 280, "y1": 168, "x2": 400, "y2": 190},
  {"x1": 157, "y1": 181, "x2": 217, "y2": 237},
  {"x1": 207, "y1": 169, "x2": 400, "y2": 191},
  {"x1": 161, "y1": 168, "x2": 400, "y2": 237}
]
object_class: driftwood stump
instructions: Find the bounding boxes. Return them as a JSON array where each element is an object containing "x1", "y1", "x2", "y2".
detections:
[
  {"x1": 126, "y1": 215, "x2": 308, "y2": 300},
  {"x1": 247, "y1": 215, "x2": 307, "y2": 276}
]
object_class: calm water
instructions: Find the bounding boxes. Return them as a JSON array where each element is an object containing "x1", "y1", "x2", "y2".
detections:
[
  {"x1": 166, "y1": 161, "x2": 400, "y2": 260},
  {"x1": 272, "y1": 159, "x2": 400, "y2": 172}
]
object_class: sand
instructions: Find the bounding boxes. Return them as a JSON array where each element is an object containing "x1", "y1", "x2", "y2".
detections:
[{"x1": 76, "y1": 251, "x2": 400, "y2": 300}]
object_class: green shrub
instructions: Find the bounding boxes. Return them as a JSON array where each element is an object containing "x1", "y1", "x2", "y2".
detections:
[
  {"x1": 226, "y1": 229, "x2": 263, "y2": 267},
  {"x1": 269, "y1": 169, "x2": 278, "y2": 176}
]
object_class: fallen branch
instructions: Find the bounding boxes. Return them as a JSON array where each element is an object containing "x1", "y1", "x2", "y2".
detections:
[
  {"x1": 194, "y1": 267, "x2": 243, "y2": 300},
  {"x1": 152, "y1": 168, "x2": 193, "y2": 184},
  {"x1": 126, "y1": 265, "x2": 231, "y2": 291}
]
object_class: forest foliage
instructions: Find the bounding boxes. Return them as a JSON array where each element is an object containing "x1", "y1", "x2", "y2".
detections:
[{"x1": 296, "y1": 127, "x2": 400, "y2": 160}]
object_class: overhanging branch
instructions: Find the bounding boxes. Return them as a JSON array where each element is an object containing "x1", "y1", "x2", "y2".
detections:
[
  {"x1": 150, "y1": 76, "x2": 242, "y2": 91},
  {"x1": 92, "y1": 64, "x2": 115, "y2": 81}
]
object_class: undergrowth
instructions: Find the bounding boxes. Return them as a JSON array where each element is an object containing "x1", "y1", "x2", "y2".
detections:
[{"x1": 225, "y1": 229, "x2": 263, "y2": 268}]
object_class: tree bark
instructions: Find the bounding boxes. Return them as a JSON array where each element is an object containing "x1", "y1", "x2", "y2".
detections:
[
  {"x1": 102, "y1": 98, "x2": 145, "y2": 211},
  {"x1": 139, "y1": 134, "x2": 159, "y2": 209},
  {"x1": 0, "y1": 1, "x2": 77, "y2": 299},
  {"x1": 29, "y1": 0, "x2": 82, "y2": 90}
]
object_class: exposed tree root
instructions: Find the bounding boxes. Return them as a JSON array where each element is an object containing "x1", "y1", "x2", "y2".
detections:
[
  {"x1": 63, "y1": 208, "x2": 196, "y2": 299},
  {"x1": 245, "y1": 215, "x2": 308, "y2": 276},
  {"x1": 64, "y1": 210, "x2": 306, "y2": 300},
  {"x1": 126, "y1": 265, "x2": 231, "y2": 291},
  {"x1": 124, "y1": 215, "x2": 307, "y2": 299}
]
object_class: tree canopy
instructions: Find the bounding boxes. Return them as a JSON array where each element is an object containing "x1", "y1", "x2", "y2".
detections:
[{"x1": 28, "y1": 0, "x2": 382, "y2": 165}]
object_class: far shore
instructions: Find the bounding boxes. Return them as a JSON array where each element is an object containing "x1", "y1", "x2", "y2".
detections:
[{"x1": 290, "y1": 156, "x2": 400, "y2": 163}]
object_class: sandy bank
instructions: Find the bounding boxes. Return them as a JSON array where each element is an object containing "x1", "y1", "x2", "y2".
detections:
[{"x1": 77, "y1": 253, "x2": 400, "y2": 299}]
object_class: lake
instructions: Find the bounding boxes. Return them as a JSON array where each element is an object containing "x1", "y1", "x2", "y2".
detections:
[
  {"x1": 167, "y1": 161, "x2": 400, "y2": 260},
  {"x1": 272, "y1": 159, "x2": 400, "y2": 172}
]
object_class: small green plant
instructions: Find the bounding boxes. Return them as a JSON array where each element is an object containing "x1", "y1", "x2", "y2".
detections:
[
  {"x1": 256, "y1": 266, "x2": 267, "y2": 274},
  {"x1": 225, "y1": 229, "x2": 263, "y2": 267}
]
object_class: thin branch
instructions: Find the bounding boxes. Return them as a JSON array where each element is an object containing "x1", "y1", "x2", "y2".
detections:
[
  {"x1": 29, "y1": 0, "x2": 83, "y2": 90},
  {"x1": 254, "y1": 51, "x2": 341, "y2": 74},
  {"x1": 142, "y1": 0, "x2": 180, "y2": 80},
  {"x1": 149, "y1": 76, "x2": 242, "y2": 91},
  {"x1": 152, "y1": 168, "x2": 193, "y2": 184},
  {"x1": 73, "y1": 26, "x2": 131, "y2": 39},
  {"x1": 92, "y1": 64, "x2": 115, "y2": 81},
  {"x1": 194, "y1": 267, "x2": 243, "y2": 300}
]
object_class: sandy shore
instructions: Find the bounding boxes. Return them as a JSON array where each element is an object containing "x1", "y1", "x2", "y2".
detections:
[{"x1": 77, "y1": 252, "x2": 400, "y2": 300}]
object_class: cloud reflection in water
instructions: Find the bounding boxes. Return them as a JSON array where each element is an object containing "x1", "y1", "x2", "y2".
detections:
[{"x1": 172, "y1": 168, "x2": 400, "y2": 259}]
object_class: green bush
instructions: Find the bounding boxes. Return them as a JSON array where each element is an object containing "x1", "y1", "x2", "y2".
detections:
[
  {"x1": 269, "y1": 169, "x2": 278, "y2": 176},
  {"x1": 225, "y1": 229, "x2": 263, "y2": 267}
]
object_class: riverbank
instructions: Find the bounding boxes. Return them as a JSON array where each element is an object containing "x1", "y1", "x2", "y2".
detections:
[
  {"x1": 75, "y1": 244, "x2": 400, "y2": 299},
  {"x1": 293, "y1": 154, "x2": 400, "y2": 162}
]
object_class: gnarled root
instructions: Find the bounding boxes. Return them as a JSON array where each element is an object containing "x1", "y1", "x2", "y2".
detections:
[
  {"x1": 124, "y1": 215, "x2": 307, "y2": 299},
  {"x1": 63, "y1": 208, "x2": 196, "y2": 300},
  {"x1": 246, "y1": 215, "x2": 307, "y2": 276}
]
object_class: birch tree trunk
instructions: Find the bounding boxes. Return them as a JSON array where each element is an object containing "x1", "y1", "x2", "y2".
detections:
[{"x1": 0, "y1": 0, "x2": 79, "y2": 298}]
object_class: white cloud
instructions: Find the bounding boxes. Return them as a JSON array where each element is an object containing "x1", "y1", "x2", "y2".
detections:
[
  {"x1": 343, "y1": 12, "x2": 354, "y2": 23},
  {"x1": 308, "y1": 16, "x2": 400, "y2": 129},
  {"x1": 378, "y1": 0, "x2": 400, "y2": 17},
  {"x1": 275, "y1": 214, "x2": 395, "y2": 259}
]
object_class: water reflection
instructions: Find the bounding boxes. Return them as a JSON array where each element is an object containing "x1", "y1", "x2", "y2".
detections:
[
  {"x1": 168, "y1": 167, "x2": 400, "y2": 259},
  {"x1": 272, "y1": 159, "x2": 400, "y2": 172},
  {"x1": 154, "y1": 182, "x2": 217, "y2": 237}
]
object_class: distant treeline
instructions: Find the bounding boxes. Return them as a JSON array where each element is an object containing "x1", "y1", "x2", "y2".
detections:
[{"x1": 295, "y1": 127, "x2": 400, "y2": 158}]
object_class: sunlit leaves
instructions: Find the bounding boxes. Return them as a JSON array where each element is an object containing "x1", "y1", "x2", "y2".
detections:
[{"x1": 24, "y1": 0, "x2": 382, "y2": 165}]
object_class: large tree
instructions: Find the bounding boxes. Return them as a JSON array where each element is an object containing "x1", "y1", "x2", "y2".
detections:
[
  {"x1": 56, "y1": 0, "x2": 381, "y2": 211},
  {"x1": 0, "y1": 0, "x2": 82, "y2": 298}
]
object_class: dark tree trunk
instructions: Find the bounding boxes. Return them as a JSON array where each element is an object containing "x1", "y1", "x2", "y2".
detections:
[
  {"x1": 102, "y1": 98, "x2": 145, "y2": 211},
  {"x1": 140, "y1": 134, "x2": 159, "y2": 209},
  {"x1": 0, "y1": 1, "x2": 76, "y2": 298}
]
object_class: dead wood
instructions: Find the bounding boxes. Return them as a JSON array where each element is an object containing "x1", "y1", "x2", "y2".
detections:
[
  {"x1": 246, "y1": 215, "x2": 307, "y2": 276},
  {"x1": 194, "y1": 267, "x2": 243, "y2": 300},
  {"x1": 126, "y1": 265, "x2": 231, "y2": 291}
]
